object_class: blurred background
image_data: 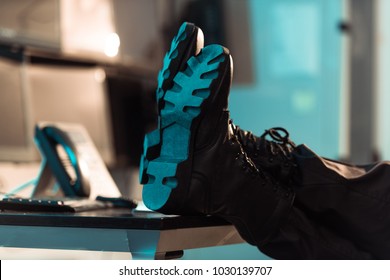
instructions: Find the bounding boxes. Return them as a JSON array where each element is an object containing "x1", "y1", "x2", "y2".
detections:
[{"x1": 0, "y1": 0, "x2": 389, "y2": 259}]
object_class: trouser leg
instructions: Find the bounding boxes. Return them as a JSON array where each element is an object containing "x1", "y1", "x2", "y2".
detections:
[
  {"x1": 259, "y1": 144, "x2": 390, "y2": 259},
  {"x1": 259, "y1": 206, "x2": 373, "y2": 259}
]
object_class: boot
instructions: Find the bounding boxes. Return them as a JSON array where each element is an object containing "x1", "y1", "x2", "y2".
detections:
[
  {"x1": 140, "y1": 22, "x2": 204, "y2": 184},
  {"x1": 141, "y1": 39, "x2": 294, "y2": 245}
]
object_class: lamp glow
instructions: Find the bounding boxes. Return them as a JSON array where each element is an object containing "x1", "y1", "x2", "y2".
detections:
[{"x1": 104, "y1": 32, "x2": 120, "y2": 57}]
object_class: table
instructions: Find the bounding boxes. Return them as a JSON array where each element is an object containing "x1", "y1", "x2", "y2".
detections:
[{"x1": 0, "y1": 208, "x2": 244, "y2": 259}]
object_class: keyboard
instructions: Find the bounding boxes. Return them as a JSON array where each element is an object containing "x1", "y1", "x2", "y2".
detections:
[{"x1": 0, "y1": 197, "x2": 134, "y2": 213}]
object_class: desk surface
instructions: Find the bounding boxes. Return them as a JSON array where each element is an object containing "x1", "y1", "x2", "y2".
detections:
[
  {"x1": 0, "y1": 209, "x2": 244, "y2": 259},
  {"x1": 0, "y1": 208, "x2": 230, "y2": 229}
]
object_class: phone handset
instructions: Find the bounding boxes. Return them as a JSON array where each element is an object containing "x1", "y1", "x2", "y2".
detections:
[
  {"x1": 33, "y1": 122, "x2": 122, "y2": 200},
  {"x1": 34, "y1": 123, "x2": 91, "y2": 197}
]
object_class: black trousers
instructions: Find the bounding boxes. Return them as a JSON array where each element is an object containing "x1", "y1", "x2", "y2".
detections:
[{"x1": 259, "y1": 145, "x2": 390, "y2": 259}]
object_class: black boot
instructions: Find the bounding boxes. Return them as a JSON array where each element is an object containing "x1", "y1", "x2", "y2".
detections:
[{"x1": 141, "y1": 41, "x2": 294, "y2": 246}]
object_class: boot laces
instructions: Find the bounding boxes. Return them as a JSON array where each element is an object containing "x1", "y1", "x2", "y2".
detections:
[
  {"x1": 230, "y1": 121, "x2": 293, "y2": 197},
  {"x1": 259, "y1": 127, "x2": 296, "y2": 159},
  {"x1": 232, "y1": 124, "x2": 296, "y2": 161},
  {"x1": 229, "y1": 122, "x2": 266, "y2": 179}
]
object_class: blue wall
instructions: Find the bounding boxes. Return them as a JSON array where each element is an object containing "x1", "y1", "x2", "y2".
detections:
[{"x1": 229, "y1": 0, "x2": 342, "y2": 159}]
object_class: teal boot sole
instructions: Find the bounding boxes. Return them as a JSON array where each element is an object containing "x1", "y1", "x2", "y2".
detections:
[
  {"x1": 140, "y1": 22, "x2": 199, "y2": 184},
  {"x1": 142, "y1": 45, "x2": 226, "y2": 212}
]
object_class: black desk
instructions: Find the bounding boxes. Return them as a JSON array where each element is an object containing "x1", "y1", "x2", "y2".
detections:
[{"x1": 0, "y1": 209, "x2": 244, "y2": 259}]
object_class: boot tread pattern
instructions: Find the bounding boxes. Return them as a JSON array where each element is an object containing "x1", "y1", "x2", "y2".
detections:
[
  {"x1": 157, "y1": 23, "x2": 188, "y2": 100},
  {"x1": 143, "y1": 45, "x2": 226, "y2": 211},
  {"x1": 140, "y1": 23, "x2": 190, "y2": 184}
]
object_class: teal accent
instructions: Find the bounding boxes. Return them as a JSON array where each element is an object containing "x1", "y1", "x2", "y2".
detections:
[
  {"x1": 140, "y1": 22, "x2": 190, "y2": 184},
  {"x1": 138, "y1": 130, "x2": 160, "y2": 183},
  {"x1": 157, "y1": 22, "x2": 188, "y2": 92},
  {"x1": 62, "y1": 144, "x2": 78, "y2": 171},
  {"x1": 145, "y1": 160, "x2": 179, "y2": 208},
  {"x1": 160, "y1": 125, "x2": 190, "y2": 159},
  {"x1": 143, "y1": 45, "x2": 226, "y2": 211},
  {"x1": 181, "y1": 243, "x2": 272, "y2": 260}
]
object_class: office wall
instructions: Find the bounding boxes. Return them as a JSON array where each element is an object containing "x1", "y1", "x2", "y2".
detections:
[{"x1": 229, "y1": 0, "x2": 343, "y2": 159}]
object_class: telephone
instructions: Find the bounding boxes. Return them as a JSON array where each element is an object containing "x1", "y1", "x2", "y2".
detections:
[{"x1": 33, "y1": 122, "x2": 122, "y2": 199}]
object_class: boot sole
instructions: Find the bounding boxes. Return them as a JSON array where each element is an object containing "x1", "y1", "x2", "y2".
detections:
[
  {"x1": 139, "y1": 22, "x2": 202, "y2": 184},
  {"x1": 142, "y1": 45, "x2": 228, "y2": 212}
]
